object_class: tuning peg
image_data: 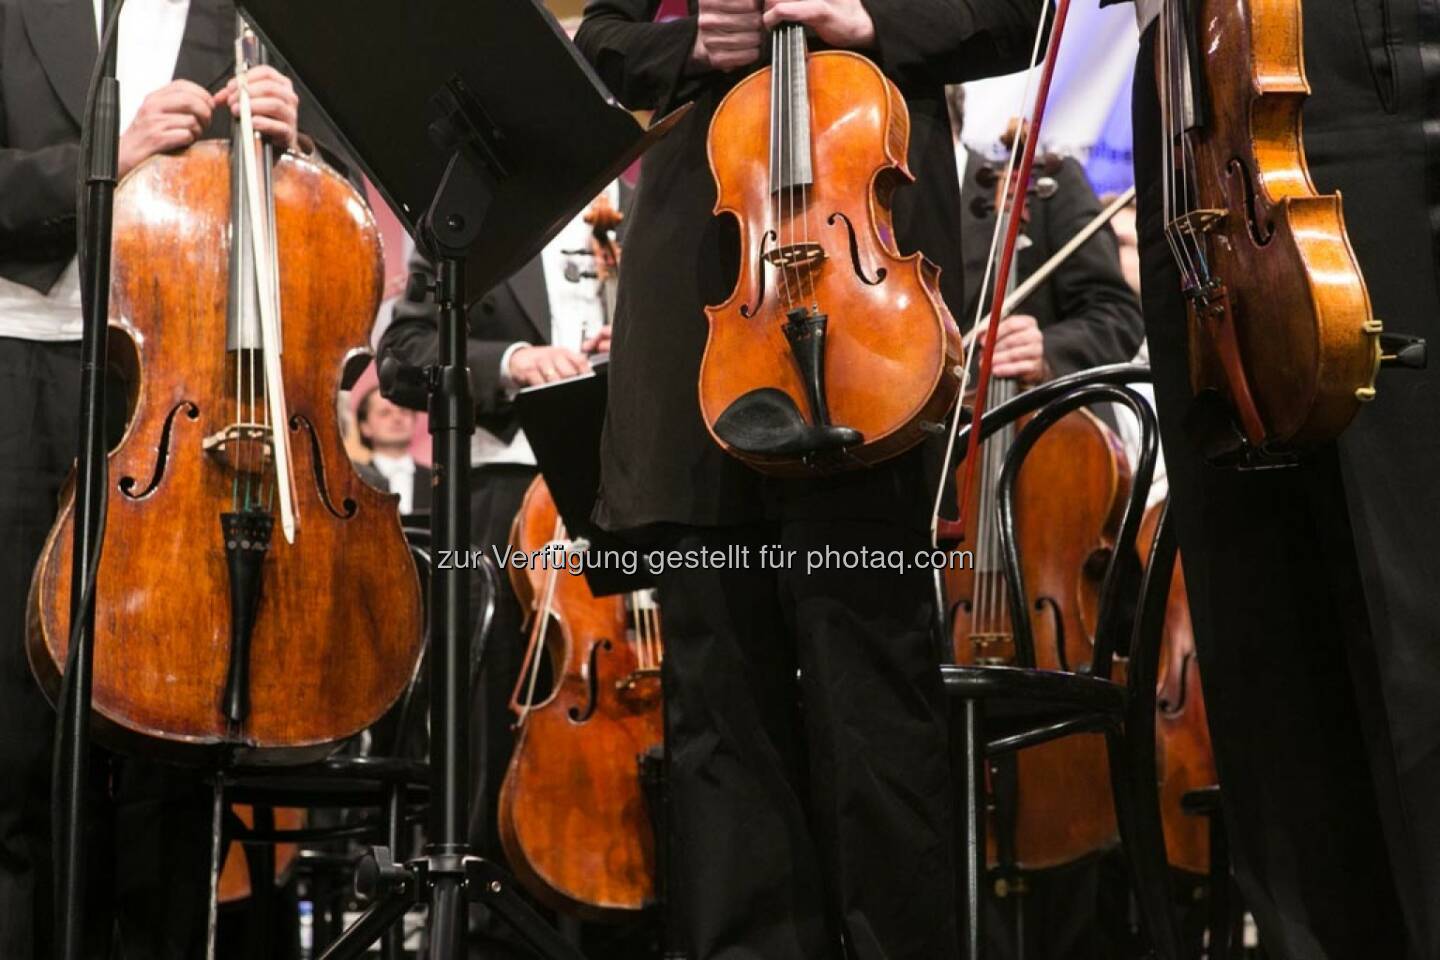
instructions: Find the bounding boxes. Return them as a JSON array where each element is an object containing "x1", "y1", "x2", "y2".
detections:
[{"x1": 1379, "y1": 332, "x2": 1427, "y2": 371}]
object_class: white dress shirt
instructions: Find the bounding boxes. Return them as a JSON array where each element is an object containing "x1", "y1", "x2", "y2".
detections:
[
  {"x1": 371, "y1": 452, "x2": 418, "y2": 515},
  {"x1": 470, "y1": 181, "x2": 619, "y2": 468},
  {"x1": 0, "y1": 0, "x2": 190, "y2": 342}
]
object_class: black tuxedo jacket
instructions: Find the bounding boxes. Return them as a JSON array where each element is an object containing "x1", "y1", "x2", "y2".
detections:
[
  {"x1": 0, "y1": 0, "x2": 236, "y2": 293},
  {"x1": 957, "y1": 147, "x2": 1142, "y2": 379},
  {"x1": 355, "y1": 459, "x2": 434, "y2": 516},
  {"x1": 575, "y1": 0, "x2": 1046, "y2": 530},
  {"x1": 0, "y1": 0, "x2": 350, "y2": 296},
  {"x1": 381, "y1": 181, "x2": 634, "y2": 446}
]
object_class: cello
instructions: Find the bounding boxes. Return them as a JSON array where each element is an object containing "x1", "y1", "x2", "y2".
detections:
[
  {"x1": 699, "y1": 24, "x2": 961, "y2": 475},
  {"x1": 1138, "y1": 502, "x2": 1218, "y2": 876},
  {"x1": 1155, "y1": 0, "x2": 1381, "y2": 458},
  {"x1": 943, "y1": 144, "x2": 1131, "y2": 872},
  {"x1": 26, "y1": 22, "x2": 424, "y2": 762},
  {"x1": 497, "y1": 476, "x2": 663, "y2": 918}
]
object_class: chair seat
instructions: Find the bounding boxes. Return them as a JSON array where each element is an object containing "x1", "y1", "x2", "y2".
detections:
[
  {"x1": 221, "y1": 755, "x2": 430, "y2": 809},
  {"x1": 941, "y1": 663, "x2": 1127, "y2": 713}
]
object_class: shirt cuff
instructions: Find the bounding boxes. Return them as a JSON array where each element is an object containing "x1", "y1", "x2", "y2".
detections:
[{"x1": 499, "y1": 341, "x2": 532, "y2": 397}]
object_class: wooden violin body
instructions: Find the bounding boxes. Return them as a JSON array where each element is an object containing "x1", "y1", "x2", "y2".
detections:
[
  {"x1": 1138, "y1": 502, "x2": 1216, "y2": 875},
  {"x1": 944, "y1": 408, "x2": 1130, "y2": 868},
  {"x1": 701, "y1": 44, "x2": 960, "y2": 475},
  {"x1": 26, "y1": 141, "x2": 424, "y2": 763},
  {"x1": 498, "y1": 476, "x2": 662, "y2": 919},
  {"x1": 1162, "y1": 0, "x2": 1379, "y2": 451}
]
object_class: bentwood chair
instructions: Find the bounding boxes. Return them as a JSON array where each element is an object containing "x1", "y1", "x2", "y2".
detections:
[
  {"x1": 941, "y1": 364, "x2": 1182, "y2": 960},
  {"x1": 216, "y1": 536, "x2": 501, "y2": 960}
]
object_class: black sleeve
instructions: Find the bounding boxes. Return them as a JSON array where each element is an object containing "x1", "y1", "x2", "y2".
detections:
[
  {"x1": 0, "y1": 23, "x2": 80, "y2": 262},
  {"x1": 862, "y1": 0, "x2": 1049, "y2": 88},
  {"x1": 1038, "y1": 159, "x2": 1145, "y2": 376},
  {"x1": 378, "y1": 248, "x2": 520, "y2": 416},
  {"x1": 575, "y1": 0, "x2": 703, "y2": 114}
]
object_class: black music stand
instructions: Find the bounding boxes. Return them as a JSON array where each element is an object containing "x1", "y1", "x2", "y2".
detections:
[{"x1": 232, "y1": 2, "x2": 683, "y2": 957}]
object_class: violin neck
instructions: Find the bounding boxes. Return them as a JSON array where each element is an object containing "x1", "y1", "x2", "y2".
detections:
[{"x1": 769, "y1": 23, "x2": 813, "y2": 195}]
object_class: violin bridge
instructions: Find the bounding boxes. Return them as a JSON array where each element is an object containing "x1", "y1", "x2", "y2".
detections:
[
  {"x1": 1168, "y1": 209, "x2": 1226, "y2": 239},
  {"x1": 203, "y1": 422, "x2": 273, "y2": 473},
  {"x1": 765, "y1": 242, "x2": 827, "y2": 270}
]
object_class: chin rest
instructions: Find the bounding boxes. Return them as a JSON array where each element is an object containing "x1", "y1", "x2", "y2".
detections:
[{"x1": 713, "y1": 387, "x2": 863, "y2": 458}]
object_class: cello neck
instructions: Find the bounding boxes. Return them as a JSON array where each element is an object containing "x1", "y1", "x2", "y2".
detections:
[{"x1": 769, "y1": 24, "x2": 813, "y2": 195}]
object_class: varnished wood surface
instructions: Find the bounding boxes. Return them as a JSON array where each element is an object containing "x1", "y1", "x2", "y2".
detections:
[
  {"x1": 27, "y1": 141, "x2": 424, "y2": 764},
  {"x1": 944, "y1": 408, "x2": 1130, "y2": 869},
  {"x1": 218, "y1": 805, "x2": 304, "y2": 904},
  {"x1": 498, "y1": 477, "x2": 662, "y2": 919},
  {"x1": 1177, "y1": 0, "x2": 1379, "y2": 447},
  {"x1": 1139, "y1": 502, "x2": 1217, "y2": 876},
  {"x1": 701, "y1": 51, "x2": 961, "y2": 475}
]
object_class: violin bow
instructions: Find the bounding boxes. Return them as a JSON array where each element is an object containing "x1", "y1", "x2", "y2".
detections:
[{"x1": 932, "y1": 0, "x2": 1078, "y2": 547}]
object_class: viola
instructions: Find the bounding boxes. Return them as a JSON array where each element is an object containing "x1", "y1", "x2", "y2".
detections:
[
  {"x1": 26, "y1": 21, "x2": 424, "y2": 762},
  {"x1": 699, "y1": 25, "x2": 961, "y2": 475},
  {"x1": 1155, "y1": 0, "x2": 1381, "y2": 458},
  {"x1": 497, "y1": 475, "x2": 663, "y2": 918},
  {"x1": 943, "y1": 139, "x2": 1130, "y2": 870}
]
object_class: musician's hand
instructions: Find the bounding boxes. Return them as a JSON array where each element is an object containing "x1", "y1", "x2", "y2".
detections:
[
  {"x1": 508, "y1": 345, "x2": 593, "y2": 386},
  {"x1": 991, "y1": 315, "x2": 1049, "y2": 383},
  {"x1": 582, "y1": 326, "x2": 613, "y2": 355},
  {"x1": 691, "y1": 0, "x2": 765, "y2": 73},
  {"x1": 762, "y1": 0, "x2": 875, "y2": 50},
  {"x1": 214, "y1": 66, "x2": 300, "y2": 151},
  {"x1": 117, "y1": 80, "x2": 214, "y2": 179}
]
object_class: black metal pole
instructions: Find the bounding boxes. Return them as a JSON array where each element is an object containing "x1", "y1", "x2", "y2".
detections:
[
  {"x1": 427, "y1": 255, "x2": 472, "y2": 960},
  {"x1": 58, "y1": 1, "x2": 121, "y2": 955}
]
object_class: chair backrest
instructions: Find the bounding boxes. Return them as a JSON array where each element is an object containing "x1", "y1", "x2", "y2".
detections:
[{"x1": 948, "y1": 364, "x2": 1159, "y2": 680}]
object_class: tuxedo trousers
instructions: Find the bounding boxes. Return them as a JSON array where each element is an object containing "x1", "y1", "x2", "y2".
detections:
[
  {"x1": 651, "y1": 518, "x2": 958, "y2": 960},
  {"x1": 0, "y1": 336, "x2": 212, "y2": 959},
  {"x1": 1132, "y1": 14, "x2": 1440, "y2": 955}
]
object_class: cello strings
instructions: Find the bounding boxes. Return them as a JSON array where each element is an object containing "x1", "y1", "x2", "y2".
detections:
[{"x1": 928, "y1": 7, "x2": 1048, "y2": 545}]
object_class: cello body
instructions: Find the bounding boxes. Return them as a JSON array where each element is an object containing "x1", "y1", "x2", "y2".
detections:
[
  {"x1": 1161, "y1": 0, "x2": 1379, "y2": 451},
  {"x1": 498, "y1": 476, "x2": 662, "y2": 919},
  {"x1": 944, "y1": 408, "x2": 1131, "y2": 868},
  {"x1": 1138, "y1": 501, "x2": 1217, "y2": 875},
  {"x1": 26, "y1": 142, "x2": 424, "y2": 763},
  {"x1": 701, "y1": 45, "x2": 961, "y2": 475}
]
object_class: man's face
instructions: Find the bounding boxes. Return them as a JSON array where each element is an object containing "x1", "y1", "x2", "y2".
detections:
[{"x1": 360, "y1": 395, "x2": 415, "y2": 450}]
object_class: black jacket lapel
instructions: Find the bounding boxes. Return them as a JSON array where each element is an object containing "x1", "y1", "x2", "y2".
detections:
[
  {"x1": 22, "y1": 0, "x2": 97, "y2": 128},
  {"x1": 507, "y1": 256, "x2": 551, "y2": 343},
  {"x1": 959, "y1": 147, "x2": 992, "y2": 329}
]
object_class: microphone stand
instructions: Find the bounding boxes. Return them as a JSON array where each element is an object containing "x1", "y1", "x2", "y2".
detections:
[{"x1": 56, "y1": 0, "x2": 123, "y2": 955}]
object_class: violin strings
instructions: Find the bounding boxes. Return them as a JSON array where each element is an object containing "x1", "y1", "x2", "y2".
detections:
[{"x1": 771, "y1": 31, "x2": 795, "y2": 314}]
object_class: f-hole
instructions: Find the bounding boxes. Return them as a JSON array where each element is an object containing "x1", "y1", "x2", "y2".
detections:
[
  {"x1": 740, "y1": 230, "x2": 776, "y2": 318},
  {"x1": 827, "y1": 212, "x2": 887, "y2": 285},
  {"x1": 292, "y1": 414, "x2": 357, "y2": 519},
  {"x1": 1035, "y1": 596, "x2": 1068, "y2": 672},
  {"x1": 121, "y1": 401, "x2": 199, "y2": 499},
  {"x1": 1226, "y1": 157, "x2": 1276, "y2": 247},
  {"x1": 568, "y1": 638, "x2": 611, "y2": 723}
]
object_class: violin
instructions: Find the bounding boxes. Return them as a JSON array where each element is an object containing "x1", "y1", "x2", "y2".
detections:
[
  {"x1": 1137, "y1": 502, "x2": 1217, "y2": 876},
  {"x1": 581, "y1": 192, "x2": 623, "y2": 331},
  {"x1": 699, "y1": 24, "x2": 961, "y2": 475},
  {"x1": 497, "y1": 475, "x2": 663, "y2": 918},
  {"x1": 26, "y1": 21, "x2": 424, "y2": 762},
  {"x1": 943, "y1": 137, "x2": 1129, "y2": 870},
  {"x1": 1156, "y1": 0, "x2": 1381, "y2": 458}
]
